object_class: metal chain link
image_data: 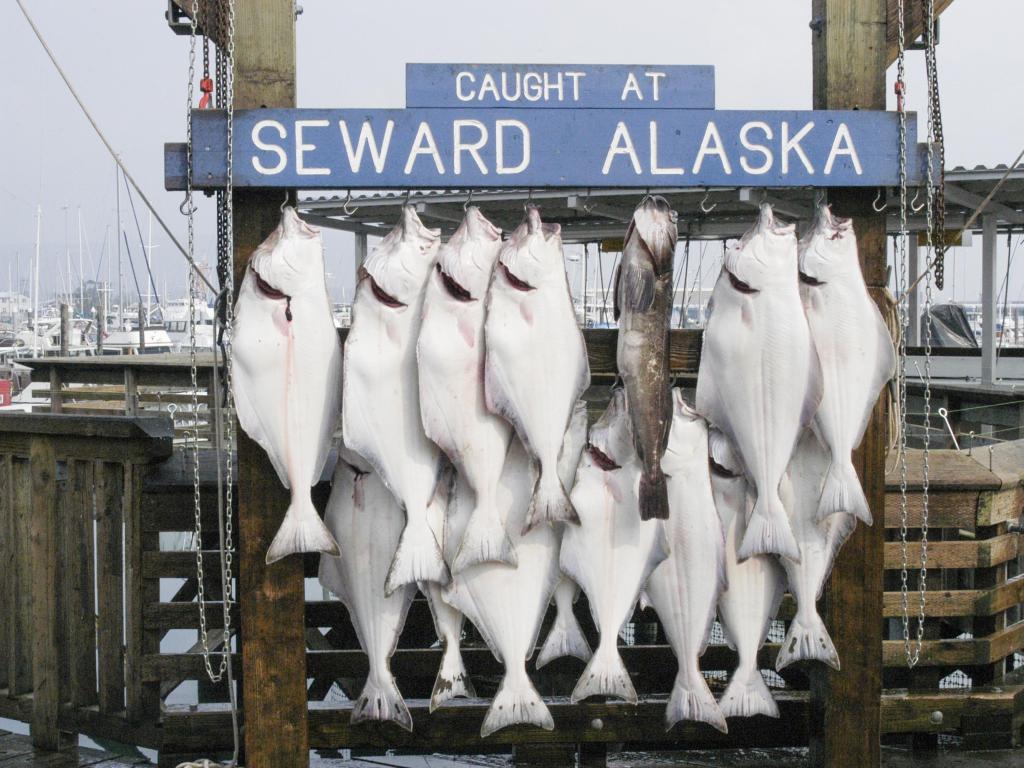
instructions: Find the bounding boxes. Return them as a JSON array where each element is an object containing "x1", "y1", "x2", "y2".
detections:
[{"x1": 921, "y1": 0, "x2": 947, "y2": 289}]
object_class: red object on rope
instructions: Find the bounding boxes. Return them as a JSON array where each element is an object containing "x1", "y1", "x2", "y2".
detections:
[
  {"x1": 894, "y1": 80, "x2": 905, "y2": 113},
  {"x1": 198, "y1": 77, "x2": 214, "y2": 109}
]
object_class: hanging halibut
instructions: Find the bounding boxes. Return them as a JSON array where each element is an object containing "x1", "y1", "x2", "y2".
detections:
[
  {"x1": 695, "y1": 204, "x2": 821, "y2": 562},
  {"x1": 708, "y1": 428, "x2": 786, "y2": 719},
  {"x1": 536, "y1": 576, "x2": 592, "y2": 669},
  {"x1": 232, "y1": 206, "x2": 342, "y2": 563},
  {"x1": 562, "y1": 390, "x2": 668, "y2": 705},
  {"x1": 343, "y1": 205, "x2": 448, "y2": 592},
  {"x1": 443, "y1": 402, "x2": 588, "y2": 737},
  {"x1": 318, "y1": 449, "x2": 416, "y2": 732},
  {"x1": 645, "y1": 392, "x2": 727, "y2": 732},
  {"x1": 775, "y1": 429, "x2": 856, "y2": 671},
  {"x1": 615, "y1": 195, "x2": 677, "y2": 520},
  {"x1": 799, "y1": 205, "x2": 896, "y2": 524},
  {"x1": 484, "y1": 205, "x2": 590, "y2": 532},
  {"x1": 417, "y1": 207, "x2": 514, "y2": 572}
]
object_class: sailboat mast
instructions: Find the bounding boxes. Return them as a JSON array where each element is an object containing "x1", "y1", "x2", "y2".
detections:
[
  {"x1": 78, "y1": 207, "x2": 84, "y2": 316},
  {"x1": 33, "y1": 205, "x2": 41, "y2": 358},
  {"x1": 115, "y1": 165, "x2": 123, "y2": 327}
]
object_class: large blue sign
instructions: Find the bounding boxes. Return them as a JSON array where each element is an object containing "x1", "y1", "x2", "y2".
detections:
[
  {"x1": 165, "y1": 107, "x2": 925, "y2": 191},
  {"x1": 405, "y1": 64, "x2": 715, "y2": 109}
]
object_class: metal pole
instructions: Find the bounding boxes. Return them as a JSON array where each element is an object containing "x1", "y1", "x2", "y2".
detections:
[
  {"x1": 981, "y1": 214, "x2": 997, "y2": 384},
  {"x1": 77, "y1": 207, "x2": 84, "y2": 316},
  {"x1": 33, "y1": 205, "x2": 41, "y2": 358}
]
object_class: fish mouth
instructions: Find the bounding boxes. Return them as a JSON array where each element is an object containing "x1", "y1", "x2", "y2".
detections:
[
  {"x1": 726, "y1": 269, "x2": 759, "y2": 295},
  {"x1": 799, "y1": 271, "x2": 827, "y2": 287},
  {"x1": 252, "y1": 268, "x2": 293, "y2": 320},
  {"x1": 708, "y1": 455, "x2": 741, "y2": 479},
  {"x1": 587, "y1": 443, "x2": 621, "y2": 471},
  {"x1": 436, "y1": 263, "x2": 474, "y2": 302},
  {"x1": 499, "y1": 262, "x2": 535, "y2": 292},
  {"x1": 367, "y1": 274, "x2": 406, "y2": 308}
]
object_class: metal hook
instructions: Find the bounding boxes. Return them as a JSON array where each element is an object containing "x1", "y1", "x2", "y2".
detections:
[
  {"x1": 937, "y1": 407, "x2": 960, "y2": 451},
  {"x1": 463, "y1": 189, "x2": 473, "y2": 212},
  {"x1": 403, "y1": 189, "x2": 413, "y2": 207},
  {"x1": 342, "y1": 190, "x2": 357, "y2": 216},
  {"x1": 872, "y1": 188, "x2": 887, "y2": 212},
  {"x1": 699, "y1": 190, "x2": 717, "y2": 214},
  {"x1": 910, "y1": 188, "x2": 925, "y2": 213},
  {"x1": 280, "y1": 191, "x2": 290, "y2": 213},
  {"x1": 179, "y1": 194, "x2": 197, "y2": 216}
]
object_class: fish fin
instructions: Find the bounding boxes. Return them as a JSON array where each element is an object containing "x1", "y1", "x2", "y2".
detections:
[
  {"x1": 536, "y1": 608, "x2": 592, "y2": 669},
  {"x1": 430, "y1": 643, "x2": 476, "y2": 712},
  {"x1": 816, "y1": 459, "x2": 872, "y2": 525},
  {"x1": 480, "y1": 673, "x2": 553, "y2": 738},
  {"x1": 638, "y1": 471, "x2": 670, "y2": 520},
  {"x1": 571, "y1": 646, "x2": 637, "y2": 704},
  {"x1": 817, "y1": 513, "x2": 858, "y2": 599},
  {"x1": 523, "y1": 466, "x2": 579, "y2": 534},
  {"x1": 719, "y1": 668, "x2": 780, "y2": 719},
  {"x1": 665, "y1": 673, "x2": 727, "y2": 733},
  {"x1": 621, "y1": 260, "x2": 656, "y2": 313},
  {"x1": 352, "y1": 674, "x2": 413, "y2": 732},
  {"x1": 385, "y1": 522, "x2": 450, "y2": 595},
  {"x1": 265, "y1": 496, "x2": 339, "y2": 564},
  {"x1": 452, "y1": 512, "x2": 518, "y2": 573},
  {"x1": 739, "y1": 495, "x2": 801, "y2": 563},
  {"x1": 776, "y1": 611, "x2": 840, "y2": 671}
]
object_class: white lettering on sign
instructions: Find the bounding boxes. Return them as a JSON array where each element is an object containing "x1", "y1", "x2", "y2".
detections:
[
  {"x1": 644, "y1": 72, "x2": 665, "y2": 101},
  {"x1": 739, "y1": 121, "x2": 773, "y2": 175},
  {"x1": 649, "y1": 121, "x2": 683, "y2": 175},
  {"x1": 782, "y1": 121, "x2": 815, "y2": 174},
  {"x1": 566, "y1": 72, "x2": 585, "y2": 100},
  {"x1": 523, "y1": 73, "x2": 543, "y2": 101},
  {"x1": 251, "y1": 119, "x2": 288, "y2": 175},
  {"x1": 454, "y1": 119, "x2": 488, "y2": 175},
  {"x1": 825, "y1": 123, "x2": 862, "y2": 175},
  {"x1": 692, "y1": 122, "x2": 732, "y2": 175},
  {"x1": 495, "y1": 120, "x2": 530, "y2": 174},
  {"x1": 404, "y1": 122, "x2": 445, "y2": 175},
  {"x1": 338, "y1": 120, "x2": 394, "y2": 173},
  {"x1": 453, "y1": 69, "x2": 588, "y2": 104},
  {"x1": 295, "y1": 120, "x2": 330, "y2": 175},
  {"x1": 456, "y1": 72, "x2": 475, "y2": 101},
  {"x1": 602, "y1": 122, "x2": 641, "y2": 174},
  {"x1": 621, "y1": 72, "x2": 644, "y2": 101}
]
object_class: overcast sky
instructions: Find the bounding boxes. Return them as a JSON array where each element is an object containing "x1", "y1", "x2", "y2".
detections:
[{"x1": 2, "y1": 0, "x2": 1021, "y2": 309}]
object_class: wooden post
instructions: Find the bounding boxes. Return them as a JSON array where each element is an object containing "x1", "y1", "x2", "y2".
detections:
[
  {"x1": 810, "y1": 2, "x2": 887, "y2": 767},
  {"x1": 138, "y1": 304, "x2": 147, "y2": 354},
  {"x1": 59, "y1": 303, "x2": 70, "y2": 355},
  {"x1": 232, "y1": 4, "x2": 307, "y2": 768},
  {"x1": 97, "y1": 305, "x2": 106, "y2": 354}
]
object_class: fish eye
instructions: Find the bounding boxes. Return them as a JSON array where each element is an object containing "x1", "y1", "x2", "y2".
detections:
[{"x1": 587, "y1": 443, "x2": 620, "y2": 471}]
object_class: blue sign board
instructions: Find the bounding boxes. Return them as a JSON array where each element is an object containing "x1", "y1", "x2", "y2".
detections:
[
  {"x1": 165, "y1": 107, "x2": 925, "y2": 191},
  {"x1": 405, "y1": 64, "x2": 716, "y2": 109}
]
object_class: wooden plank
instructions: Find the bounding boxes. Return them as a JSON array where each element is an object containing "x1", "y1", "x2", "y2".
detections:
[
  {"x1": 29, "y1": 438, "x2": 61, "y2": 750},
  {"x1": 883, "y1": 489, "x2": 978, "y2": 530},
  {"x1": 885, "y1": 0, "x2": 958, "y2": 67},
  {"x1": 123, "y1": 462, "x2": 158, "y2": 723},
  {"x1": 0, "y1": 454, "x2": 11, "y2": 693},
  {"x1": 94, "y1": 462, "x2": 124, "y2": 715},
  {"x1": 884, "y1": 447, "x2": 1001, "y2": 491},
  {"x1": 63, "y1": 460, "x2": 97, "y2": 708},
  {"x1": 883, "y1": 533, "x2": 1020, "y2": 570},
  {"x1": 232, "y1": 3, "x2": 305, "y2": 768},
  {"x1": 810, "y1": 4, "x2": 887, "y2": 767},
  {"x1": 10, "y1": 457, "x2": 34, "y2": 695},
  {"x1": 977, "y1": 486, "x2": 1024, "y2": 527}
]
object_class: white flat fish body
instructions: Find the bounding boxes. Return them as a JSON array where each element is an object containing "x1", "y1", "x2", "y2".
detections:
[
  {"x1": 443, "y1": 402, "x2": 588, "y2": 737},
  {"x1": 417, "y1": 207, "x2": 514, "y2": 572},
  {"x1": 232, "y1": 207, "x2": 342, "y2": 563},
  {"x1": 799, "y1": 205, "x2": 896, "y2": 524},
  {"x1": 318, "y1": 448, "x2": 416, "y2": 731},
  {"x1": 343, "y1": 205, "x2": 448, "y2": 592},
  {"x1": 484, "y1": 205, "x2": 590, "y2": 532},
  {"x1": 645, "y1": 391, "x2": 727, "y2": 732},
  {"x1": 536, "y1": 575, "x2": 592, "y2": 669},
  {"x1": 695, "y1": 204, "x2": 821, "y2": 562},
  {"x1": 775, "y1": 429, "x2": 855, "y2": 670},
  {"x1": 561, "y1": 390, "x2": 667, "y2": 705},
  {"x1": 708, "y1": 428, "x2": 786, "y2": 719}
]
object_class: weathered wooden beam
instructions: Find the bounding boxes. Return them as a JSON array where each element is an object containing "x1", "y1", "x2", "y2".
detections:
[
  {"x1": 232, "y1": 3, "x2": 306, "y2": 768},
  {"x1": 885, "y1": 0, "x2": 957, "y2": 67},
  {"x1": 810, "y1": 3, "x2": 888, "y2": 767}
]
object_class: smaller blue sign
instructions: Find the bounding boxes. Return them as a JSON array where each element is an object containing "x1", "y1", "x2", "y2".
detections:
[{"x1": 406, "y1": 64, "x2": 715, "y2": 109}]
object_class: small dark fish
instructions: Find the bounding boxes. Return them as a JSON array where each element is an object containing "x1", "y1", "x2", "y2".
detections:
[{"x1": 614, "y1": 195, "x2": 678, "y2": 520}]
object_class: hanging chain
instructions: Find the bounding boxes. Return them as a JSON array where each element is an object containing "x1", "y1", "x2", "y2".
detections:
[{"x1": 921, "y1": 0, "x2": 946, "y2": 290}]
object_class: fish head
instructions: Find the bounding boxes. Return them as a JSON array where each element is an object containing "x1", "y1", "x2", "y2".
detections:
[
  {"x1": 625, "y1": 195, "x2": 678, "y2": 272},
  {"x1": 248, "y1": 207, "x2": 326, "y2": 297},
  {"x1": 360, "y1": 205, "x2": 441, "y2": 309},
  {"x1": 434, "y1": 206, "x2": 503, "y2": 301},
  {"x1": 798, "y1": 205, "x2": 858, "y2": 285},
  {"x1": 494, "y1": 205, "x2": 564, "y2": 292},
  {"x1": 584, "y1": 388, "x2": 637, "y2": 471},
  {"x1": 706, "y1": 427, "x2": 752, "y2": 517},
  {"x1": 660, "y1": 389, "x2": 710, "y2": 474},
  {"x1": 723, "y1": 203, "x2": 798, "y2": 292},
  {"x1": 571, "y1": 391, "x2": 636, "y2": 510}
]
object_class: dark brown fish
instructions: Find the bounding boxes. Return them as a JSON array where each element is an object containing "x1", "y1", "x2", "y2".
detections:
[{"x1": 614, "y1": 195, "x2": 678, "y2": 520}]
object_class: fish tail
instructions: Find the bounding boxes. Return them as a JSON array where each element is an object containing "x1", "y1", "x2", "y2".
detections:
[
  {"x1": 665, "y1": 670, "x2": 728, "y2": 733},
  {"x1": 430, "y1": 641, "x2": 476, "y2": 712},
  {"x1": 385, "y1": 521, "x2": 450, "y2": 595},
  {"x1": 776, "y1": 611, "x2": 841, "y2": 671},
  {"x1": 265, "y1": 495, "x2": 339, "y2": 565},
  {"x1": 480, "y1": 671, "x2": 553, "y2": 737},
  {"x1": 452, "y1": 509, "x2": 518, "y2": 574},
  {"x1": 817, "y1": 459, "x2": 872, "y2": 525},
  {"x1": 536, "y1": 605, "x2": 592, "y2": 669},
  {"x1": 739, "y1": 496, "x2": 801, "y2": 563},
  {"x1": 638, "y1": 470, "x2": 670, "y2": 521},
  {"x1": 523, "y1": 466, "x2": 579, "y2": 534},
  {"x1": 570, "y1": 644, "x2": 637, "y2": 704},
  {"x1": 351, "y1": 672, "x2": 413, "y2": 732},
  {"x1": 719, "y1": 666, "x2": 780, "y2": 720}
]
